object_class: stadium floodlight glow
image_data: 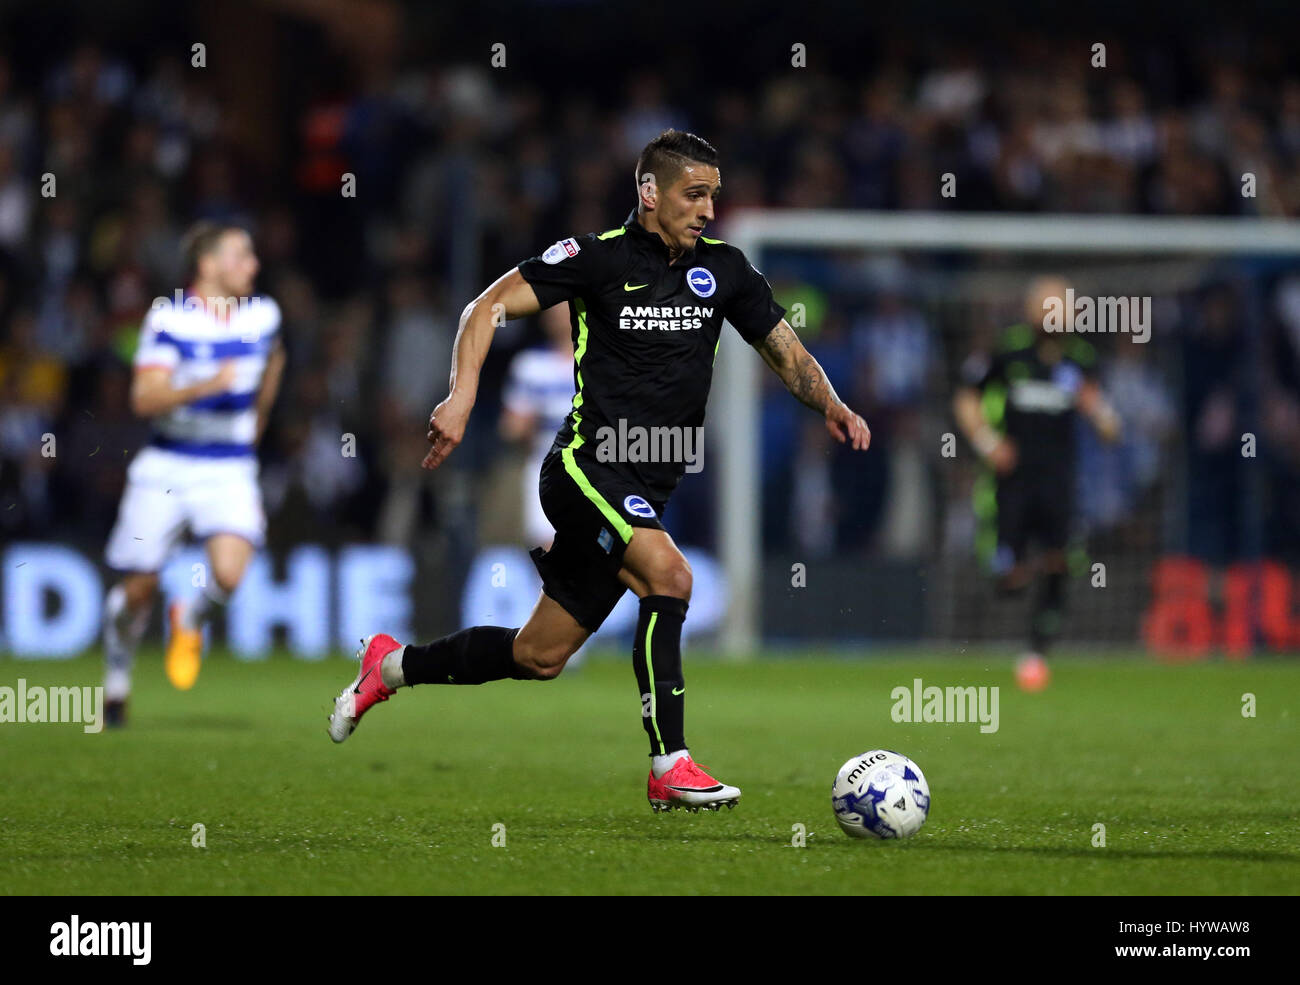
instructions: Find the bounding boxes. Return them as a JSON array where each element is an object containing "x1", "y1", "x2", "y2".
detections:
[{"x1": 714, "y1": 209, "x2": 1300, "y2": 656}]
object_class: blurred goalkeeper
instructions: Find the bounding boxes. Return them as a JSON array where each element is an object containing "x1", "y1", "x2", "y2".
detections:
[
  {"x1": 953, "y1": 276, "x2": 1121, "y2": 687},
  {"x1": 326, "y1": 129, "x2": 871, "y2": 812}
]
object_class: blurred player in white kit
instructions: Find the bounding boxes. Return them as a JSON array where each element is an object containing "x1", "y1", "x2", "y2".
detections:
[
  {"x1": 499, "y1": 304, "x2": 576, "y2": 550},
  {"x1": 101, "y1": 222, "x2": 285, "y2": 724}
]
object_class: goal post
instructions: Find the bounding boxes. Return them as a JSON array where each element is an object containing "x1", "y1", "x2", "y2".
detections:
[{"x1": 715, "y1": 210, "x2": 1300, "y2": 656}]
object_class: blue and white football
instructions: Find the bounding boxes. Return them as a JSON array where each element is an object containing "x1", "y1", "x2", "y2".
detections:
[{"x1": 832, "y1": 749, "x2": 931, "y2": 839}]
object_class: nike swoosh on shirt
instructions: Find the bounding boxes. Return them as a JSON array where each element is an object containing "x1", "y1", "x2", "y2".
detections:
[
  {"x1": 623, "y1": 282, "x2": 648, "y2": 291},
  {"x1": 672, "y1": 687, "x2": 685, "y2": 695}
]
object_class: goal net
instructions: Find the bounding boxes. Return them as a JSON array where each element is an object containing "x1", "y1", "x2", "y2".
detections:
[{"x1": 711, "y1": 211, "x2": 1300, "y2": 656}]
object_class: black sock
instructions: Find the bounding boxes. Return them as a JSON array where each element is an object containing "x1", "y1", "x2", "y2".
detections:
[
  {"x1": 402, "y1": 627, "x2": 527, "y2": 685},
  {"x1": 1030, "y1": 572, "x2": 1066, "y2": 653},
  {"x1": 633, "y1": 595, "x2": 688, "y2": 757}
]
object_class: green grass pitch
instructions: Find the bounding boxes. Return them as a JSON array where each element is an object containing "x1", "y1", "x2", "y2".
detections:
[{"x1": 2, "y1": 649, "x2": 1297, "y2": 895}]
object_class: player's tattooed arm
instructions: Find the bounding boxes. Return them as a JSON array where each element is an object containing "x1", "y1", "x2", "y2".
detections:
[
  {"x1": 755, "y1": 321, "x2": 823, "y2": 405},
  {"x1": 424, "y1": 268, "x2": 543, "y2": 469},
  {"x1": 756, "y1": 321, "x2": 871, "y2": 451}
]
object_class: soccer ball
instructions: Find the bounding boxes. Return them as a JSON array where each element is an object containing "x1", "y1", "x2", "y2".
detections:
[{"x1": 831, "y1": 749, "x2": 930, "y2": 839}]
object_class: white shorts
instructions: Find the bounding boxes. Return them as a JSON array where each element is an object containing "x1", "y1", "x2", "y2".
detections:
[
  {"x1": 105, "y1": 446, "x2": 266, "y2": 573},
  {"x1": 523, "y1": 453, "x2": 555, "y2": 548}
]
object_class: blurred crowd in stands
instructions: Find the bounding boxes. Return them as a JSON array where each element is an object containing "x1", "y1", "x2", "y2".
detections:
[{"x1": 3, "y1": 27, "x2": 1300, "y2": 566}]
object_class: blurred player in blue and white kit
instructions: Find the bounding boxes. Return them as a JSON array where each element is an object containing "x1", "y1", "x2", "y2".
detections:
[
  {"x1": 499, "y1": 304, "x2": 576, "y2": 550},
  {"x1": 102, "y1": 223, "x2": 285, "y2": 723}
]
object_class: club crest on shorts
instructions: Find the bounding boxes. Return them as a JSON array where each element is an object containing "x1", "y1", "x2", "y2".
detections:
[
  {"x1": 686, "y1": 267, "x2": 716, "y2": 298},
  {"x1": 542, "y1": 238, "x2": 580, "y2": 264},
  {"x1": 623, "y1": 495, "x2": 656, "y2": 519}
]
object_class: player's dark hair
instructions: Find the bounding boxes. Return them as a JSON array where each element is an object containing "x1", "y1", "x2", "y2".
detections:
[
  {"x1": 635, "y1": 129, "x2": 720, "y2": 191},
  {"x1": 181, "y1": 221, "x2": 245, "y2": 278}
]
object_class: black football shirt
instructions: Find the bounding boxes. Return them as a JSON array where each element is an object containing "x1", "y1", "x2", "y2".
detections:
[
  {"x1": 517, "y1": 209, "x2": 785, "y2": 500},
  {"x1": 961, "y1": 326, "x2": 1098, "y2": 479}
]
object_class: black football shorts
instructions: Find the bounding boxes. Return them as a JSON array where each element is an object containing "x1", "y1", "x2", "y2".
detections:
[
  {"x1": 528, "y1": 443, "x2": 668, "y2": 632},
  {"x1": 994, "y1": 470, "x2": 1072, "y2": 573}
]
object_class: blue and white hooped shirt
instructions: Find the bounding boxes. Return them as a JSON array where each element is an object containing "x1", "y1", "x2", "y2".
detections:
[{"x1": 133, "y1": 292, "x2": 281, "y2": 458}]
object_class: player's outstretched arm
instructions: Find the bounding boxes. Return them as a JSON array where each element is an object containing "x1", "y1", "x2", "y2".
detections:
[
  {"x1": 953, "y1": 384, "x2": 1016, "y2": 474},
  {"x1": 422, "y1": 268, "x2": 543, "y2": 470},
  {"x1": 130, "y1": 361, "x2": 238, "y2": 418},
  {"x1": 755, "y1": 320, "x2": 870, "y2": 451}
]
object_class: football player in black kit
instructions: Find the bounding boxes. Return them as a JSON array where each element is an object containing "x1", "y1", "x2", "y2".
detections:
[
  {"x1": 328, "y1": 130, "x2": 872, "y2": 812},
  {"x1": 953, "y1": 276, "x2": 1122, "y2": 689}
]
